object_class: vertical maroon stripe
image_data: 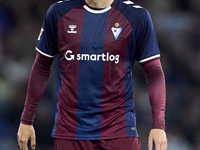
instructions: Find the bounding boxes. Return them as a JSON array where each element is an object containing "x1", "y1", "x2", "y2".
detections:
[
  {"x1": 101, "y1": 8, "x2": 132, "y2": 138},
  {"x1": 55, "y1": 7, "x2": 85, "y2": 139}
]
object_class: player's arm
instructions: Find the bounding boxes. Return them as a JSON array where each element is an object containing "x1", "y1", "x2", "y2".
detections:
[
  {"x1": 141, "y1": 58, "x2": 167, "y2": 150},
  {"x1": 17, "y1": 52, "x2": 54, "y2": 150}
]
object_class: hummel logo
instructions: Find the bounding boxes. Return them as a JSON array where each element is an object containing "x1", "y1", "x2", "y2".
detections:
[{"x1": 67, "y1": 25, "x2": 77, "y2": 33}]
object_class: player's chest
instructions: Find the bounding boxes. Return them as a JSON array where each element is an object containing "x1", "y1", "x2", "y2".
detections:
[{"x1": 58, "y1": 8, "x2": 132, "y2": 55}]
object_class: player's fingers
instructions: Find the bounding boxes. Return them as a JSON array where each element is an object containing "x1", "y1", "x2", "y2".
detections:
[
  {"x1": 21, "y1": 137, "x2": 28, "y2": 150},
  {"x1": 17, "y1": 135, "x2": 23, "y2": 150},
  {"x1": 148, "y1": 135, "x2": 153, "y2": 150},
  {"x1": 30, "y1": 135, "x2": 36, "y2": 149},
  {"x1": 17, "y1": 134, "x2": 27, "y2": 150},
  {"x1": 161, "y1": 140, "x2": 167, "y2": 150},
  {"x1": 155, "y1": 140, "x2": 161, "y2": 150},
  {"x1": 22, "y1": 142, "x2": 28, "y2": 150}
]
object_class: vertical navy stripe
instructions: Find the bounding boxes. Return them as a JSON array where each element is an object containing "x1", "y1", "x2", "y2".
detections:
[
  {"x1": 76, "y1": 11, "x2": 109, "y2": 139},
  {"x1": 52, "y1": 55, "x2": 62, "y2": 137},
  {"x1": 124, "y1": 33, "x2": 139, "y2": 137}
]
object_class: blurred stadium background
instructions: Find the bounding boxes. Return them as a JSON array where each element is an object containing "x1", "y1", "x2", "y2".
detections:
[{"x1": 0, "y1": 0, "x2": 200, "y2": 149}]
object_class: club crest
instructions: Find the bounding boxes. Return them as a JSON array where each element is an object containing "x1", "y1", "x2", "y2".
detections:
[{"x1": 111, "y1": 23, "x2": 122, "y2": 40}]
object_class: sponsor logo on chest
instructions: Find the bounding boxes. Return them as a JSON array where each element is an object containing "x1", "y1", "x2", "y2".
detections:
[{"x1": 64, "y1": 50, "x2": 120, "y2": 64}]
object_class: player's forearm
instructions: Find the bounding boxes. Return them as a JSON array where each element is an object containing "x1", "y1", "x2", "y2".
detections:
[
  {"x1": 21, "y1": 52, "x2": 54, "y2": 125},
  {"x1": 141, "y1": 58, "x2": 166, "y2": 130}
]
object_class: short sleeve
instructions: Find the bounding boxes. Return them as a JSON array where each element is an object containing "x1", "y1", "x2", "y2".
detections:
[
  {"x1": 135, "y1": 9, "x2": 160, "y2": 63},
  {"x1": 36, "y1": 4, "x2": 58, "y2": 57}
]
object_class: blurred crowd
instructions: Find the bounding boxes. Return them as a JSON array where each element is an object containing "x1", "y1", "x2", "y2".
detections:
[{"x1": 0, "y1": 0, "x2": 199, "y2": 150}]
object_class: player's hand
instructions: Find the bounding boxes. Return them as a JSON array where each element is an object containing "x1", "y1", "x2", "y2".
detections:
[
  {"x1": 17, "y1": 123, "x2": 36, "y2": 150},
  {"x1": 148, "y1": 129, "x2": 167, "y2": 150}
]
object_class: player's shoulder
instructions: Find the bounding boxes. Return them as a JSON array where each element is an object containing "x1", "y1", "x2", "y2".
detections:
[
  {"x1": 117, "y1": 0, "x2": 150, "y2": 18},
  {"x1": 113, "y1": 0, "x2": 151, "y2": 25},
  {"x1": 47, "y1": 0, "x2": 83, "y2": 15}
]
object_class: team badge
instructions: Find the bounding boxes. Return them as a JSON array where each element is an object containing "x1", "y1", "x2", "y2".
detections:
[
  {"x1": 37, "y1": 28, "x2": 44, "y2": 40},
  {"x1": 111, "y1": 23, "x2": 122, "y2": 40}
]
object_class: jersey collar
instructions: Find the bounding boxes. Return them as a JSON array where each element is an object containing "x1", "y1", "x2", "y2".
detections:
[{"x1": 83, "y1": 5, "x2": 112, "y2": 14}]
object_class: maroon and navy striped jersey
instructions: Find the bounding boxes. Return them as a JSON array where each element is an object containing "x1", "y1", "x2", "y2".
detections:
[{"x1": 36, "y1": 0, "x2": 160, "y2": 140}]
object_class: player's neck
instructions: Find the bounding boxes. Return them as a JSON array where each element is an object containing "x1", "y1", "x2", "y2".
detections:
[{"x1": 85, "y1": 0, "x2": 114, "y2": 9}]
